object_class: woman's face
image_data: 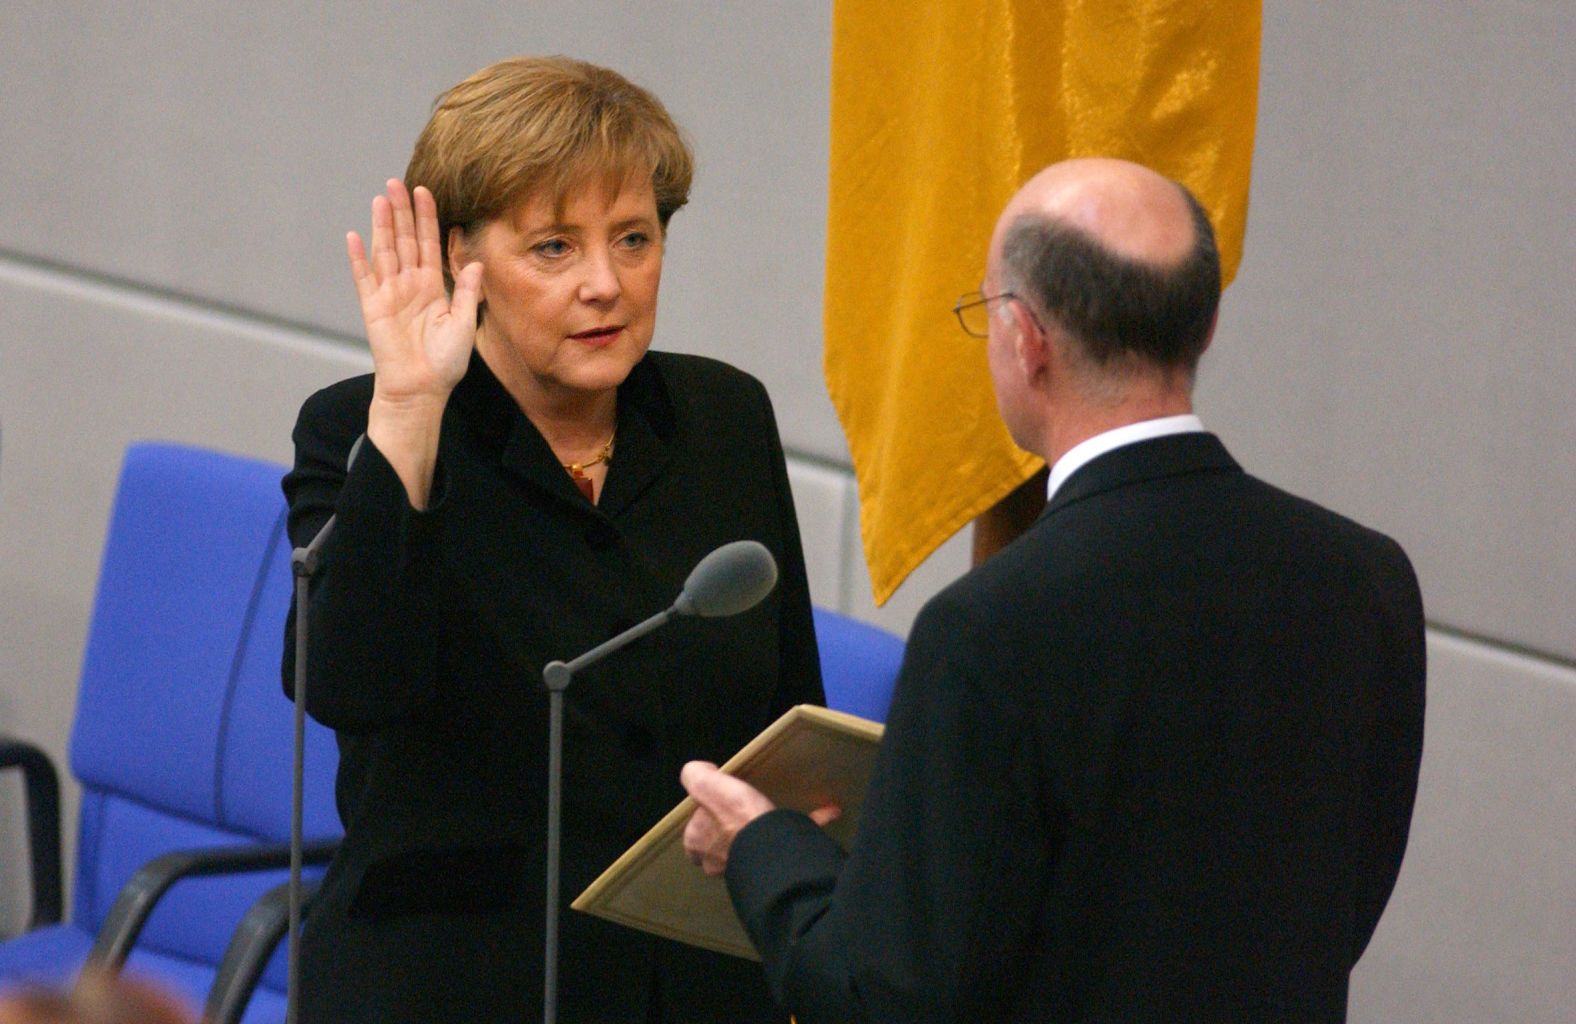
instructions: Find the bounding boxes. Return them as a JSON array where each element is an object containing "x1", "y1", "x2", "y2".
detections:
[{"x1": 454, "y1": 176, "x2": 663, "y2": 413}]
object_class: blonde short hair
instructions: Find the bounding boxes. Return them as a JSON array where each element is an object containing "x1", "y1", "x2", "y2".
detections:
[{"x1": 406, "y1": 55, "x2": 695, "y2": 288}]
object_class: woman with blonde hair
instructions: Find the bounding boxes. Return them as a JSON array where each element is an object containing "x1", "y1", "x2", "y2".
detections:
[{"x1": 283, "y1": 56, "x2": 820, "y2": 1022}]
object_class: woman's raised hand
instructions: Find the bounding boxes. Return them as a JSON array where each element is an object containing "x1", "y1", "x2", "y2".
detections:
[
  {"x1": 346, "y1": 180, "x2": 483, "y2": 508},
  {"x1": 348, "y1": 180, "x2": 483, "y2": 408}
]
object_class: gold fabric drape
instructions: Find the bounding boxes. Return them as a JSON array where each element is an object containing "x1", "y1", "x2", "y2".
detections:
[{"x1": 825, "y1": 0, "x2": 1261, "y2": 603}]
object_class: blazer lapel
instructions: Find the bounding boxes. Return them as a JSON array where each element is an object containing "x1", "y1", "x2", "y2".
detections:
[
  {"x1": 452, "y1": 351, "x2": 677, "y2": 516},
  {"x1": 498, "y1": 422, "x2": 593, "y2": 508},
  {"x1": 596, "y1": 357, "x2": 675, "y2": 517},
  {"x1": 447, "y1": 352, "x2": 589, "y2": 509}
]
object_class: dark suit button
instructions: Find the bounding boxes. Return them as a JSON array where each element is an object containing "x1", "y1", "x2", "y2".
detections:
[
  {"x1": 622, "y1": 725, "x2": 656, "y2": 761},
  {"x1": 584, "y1": 521, "x2": 619, "y2": 550}
]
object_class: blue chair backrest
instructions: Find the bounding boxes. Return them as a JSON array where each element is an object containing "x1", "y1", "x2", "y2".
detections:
[
  {"x1": 813, "y1": 607, "x2": 906, "y2": 724},
  {"x1": 66, "y1": 443, "x2": 341, "y2": 978}
]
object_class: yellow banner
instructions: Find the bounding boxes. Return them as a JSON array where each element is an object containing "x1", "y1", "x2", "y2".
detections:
[{"x1": 826, "y1": 0, "x2": 1260, "y2": 604}]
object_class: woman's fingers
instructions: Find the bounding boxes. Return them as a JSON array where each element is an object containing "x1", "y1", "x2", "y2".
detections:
[
  {"x1": 413, "y1": 186, "x2": 443, "y2": 273},
  {"x1": 346, "y1": 231, "x2": 376, "y2": 305},
  {"x1": 363, "y1": 182, "x2": 445, "y2": 293},
  {"x1": 349, "y1": 180, "x2": 474, "y2": 390},
  {"x1": 368, "y1": 192, "x2": 397, "y2": 283},
  {"x1": 387, "y1": 178, "x2": 419, "y2": 273}
]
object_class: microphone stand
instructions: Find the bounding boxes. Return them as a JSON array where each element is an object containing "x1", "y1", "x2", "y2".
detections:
[
  {"x1": 285, "y1": 436, "x2": 361, "y2": 1024},
  {"x1": 540, "y1": 606, "x2": 675, "y2": 1024}
]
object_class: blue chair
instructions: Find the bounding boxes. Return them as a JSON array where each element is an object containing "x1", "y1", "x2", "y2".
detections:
[
  {"x1": 0, "y1": 443, "x2": 341, "y2": 1022},
  {"x1": 812, "y1": 607, "x2": 906, "y2": 723}
]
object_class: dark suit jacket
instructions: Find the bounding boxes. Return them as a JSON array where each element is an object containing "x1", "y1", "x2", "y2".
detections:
[
  {"x1": 727, "y1": 432, "x2": 1425, "y2": 1023},
  {"x1": 282, "y1": 350, "x2": 822, "y2": 1023}
]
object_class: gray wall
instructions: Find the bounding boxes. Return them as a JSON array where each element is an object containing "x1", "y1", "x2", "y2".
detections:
[{"x1": 1, "y1": 3, "x2": 1570, "y2": 1019}]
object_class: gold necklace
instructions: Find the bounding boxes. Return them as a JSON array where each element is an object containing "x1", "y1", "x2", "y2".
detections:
[{"x1": 562, "y1": 431, "x2": 615, "y2": 502}]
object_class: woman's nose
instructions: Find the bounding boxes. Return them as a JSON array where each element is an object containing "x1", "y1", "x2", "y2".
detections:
[{"x1": 577, "y1": 247, "x2": 622, "y2": 303}]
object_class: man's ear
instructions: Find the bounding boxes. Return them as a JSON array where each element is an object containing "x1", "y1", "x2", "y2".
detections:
[
  {"x1": 1013, "y1": 303, "x2": 1051, "y2": 381},
  {"x1": 1198, "y1": 308, "x2": 1220, "y2": 356}
]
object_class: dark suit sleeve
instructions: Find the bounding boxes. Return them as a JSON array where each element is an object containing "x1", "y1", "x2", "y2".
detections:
[
  {"x1": 1351, "y1": 537, "x2": 1427, "y2": 962},
  {"x1": 280, "y1": 384, "x2": 447, "y2": 733},
  {"x1": 727, "y1": 591, "x2": 1050, "y2": 1024},
  {"x1": 750, "y1": 376, "x2": 824, "y2": 714}
]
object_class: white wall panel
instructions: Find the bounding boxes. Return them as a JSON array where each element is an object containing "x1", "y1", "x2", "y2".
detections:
[
  {"x1": 1199, "y1": 2, "x2": 1576, "y2": 661},
  {"x1": 6, "y1": 2, "x2": 1573, "y2": 651},
  {"x1": 0, "y1": 1, "x2": 843, "y2": 461},
  {"x1": 1351, "y1": 633, "x2": 1576, "y2": 1024},
  {"x1": 784, "y1": 458, "x2": 853, "y2": 612}
]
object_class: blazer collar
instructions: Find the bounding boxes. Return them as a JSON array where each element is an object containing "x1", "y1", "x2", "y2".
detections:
[
  {"x1": 1042, "y1": 432, "x2": 1241, "y2": 518},
  {"x1": 448, "y1": 350, "x2": 676, "y2": 516}
]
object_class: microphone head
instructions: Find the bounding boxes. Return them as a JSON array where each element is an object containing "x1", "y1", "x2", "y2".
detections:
[{"x1": 674, "y1": 540, "x2": 778, "y2": 618}]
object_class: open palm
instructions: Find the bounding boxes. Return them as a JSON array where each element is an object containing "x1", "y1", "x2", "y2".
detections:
[{"x1": 347, "y1": 180, "x2": 482, "y2": 406}]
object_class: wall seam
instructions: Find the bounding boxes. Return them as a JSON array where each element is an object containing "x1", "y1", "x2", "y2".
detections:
[
  {"x1": 1423, "y1": 621, "x2": 1575, "y2": 674},
  {"x1": 0, "y1": 248, "x2": 363, "y2": 353},
  {"x1": 0, "y1": 247, "x2": 857, "y2": 473}
]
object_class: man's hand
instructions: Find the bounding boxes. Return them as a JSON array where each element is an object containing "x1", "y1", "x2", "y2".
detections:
[{"x1": 680, "y1": 762, "x2": 840, "y2": 876}]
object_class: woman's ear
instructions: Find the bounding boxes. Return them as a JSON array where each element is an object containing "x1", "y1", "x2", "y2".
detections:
[
  {"x1": 448, "y1": 225, "x2": 486, "y2": 323},
  {"x1": 447, "y1": 225, "x2": 471, "y2": 284}
]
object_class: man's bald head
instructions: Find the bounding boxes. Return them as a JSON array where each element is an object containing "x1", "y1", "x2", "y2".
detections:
[
  {"x1": 1003, "y1": 158, "x2": 1201, "y2": 267},
  {"x1": 990, "y1": 158, "x2": 1220, "y2": 376}
]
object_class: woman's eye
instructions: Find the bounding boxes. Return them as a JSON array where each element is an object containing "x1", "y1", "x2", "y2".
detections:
[
  {"x1": 619, "y1": 232, "x2": 650, "y2": 250},
  {"x1": 533, "y1": 239, "x2": 570, "y2": 258}
]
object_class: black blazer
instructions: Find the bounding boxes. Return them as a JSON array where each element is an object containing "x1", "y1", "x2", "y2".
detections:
[
  {"x1": 727, "y1": 433, "x2": 1425, "y2": 1024},
  {"x1": 282, "y1": 350, "x2": 822, "y2": 1023}
]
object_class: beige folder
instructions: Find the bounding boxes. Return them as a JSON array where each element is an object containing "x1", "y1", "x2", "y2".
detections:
[{"x1": 572, "y1": 703, "x2": 884, "y2": 960}]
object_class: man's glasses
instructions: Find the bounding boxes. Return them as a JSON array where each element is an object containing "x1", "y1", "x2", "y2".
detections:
[{"x1": 952, "y1": 291, "x2": 1021, "y2": 337}]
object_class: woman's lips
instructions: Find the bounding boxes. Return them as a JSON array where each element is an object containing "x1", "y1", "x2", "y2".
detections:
[{"x1": 569, "y1": 326, "x2": 622, "y2": 348}]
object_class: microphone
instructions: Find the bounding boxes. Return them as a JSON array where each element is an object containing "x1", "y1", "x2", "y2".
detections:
[
  {"x1": 539, "y1": 540, "x2": 778, "y2": 1024},
  {"x1": 674, "y1": 540, "x2": 778, "y2": 618},
  {"x1": 543, "y1": 540, "x2": 776, "y2": 687}
]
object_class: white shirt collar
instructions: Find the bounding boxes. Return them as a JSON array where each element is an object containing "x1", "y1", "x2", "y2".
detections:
[{"x1": 1046, "y1": 414, "x2": 1206, "y2": 502}]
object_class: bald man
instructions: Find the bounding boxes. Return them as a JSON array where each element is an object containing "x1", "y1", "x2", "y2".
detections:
[{"x1": 682, "y1": 159, "x2": 1425, "y2": 1023}]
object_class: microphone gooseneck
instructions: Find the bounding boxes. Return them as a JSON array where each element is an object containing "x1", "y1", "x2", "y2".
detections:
[{"x1": 540, "y1": 539, "x2": 778, "y2": 1024}]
